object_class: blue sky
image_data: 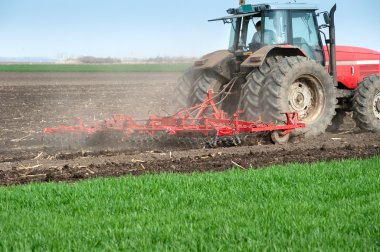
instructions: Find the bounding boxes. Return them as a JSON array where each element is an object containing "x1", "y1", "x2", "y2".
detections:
[{"x1": 0, "y1": 0, "x2": 379, "y2": 59}]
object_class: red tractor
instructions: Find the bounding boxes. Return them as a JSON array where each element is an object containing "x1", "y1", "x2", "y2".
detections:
[{"x1": 173, "y1": 2, "x2": 380, "y2": 139}]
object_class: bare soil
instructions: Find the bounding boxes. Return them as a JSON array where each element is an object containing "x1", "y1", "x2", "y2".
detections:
[{"x1": 1, "y1": 72, "x2": 379, "y2": 186}]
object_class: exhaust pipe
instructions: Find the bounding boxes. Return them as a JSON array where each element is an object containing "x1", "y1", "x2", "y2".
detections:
[{"x1": 329, "y1": 4, "x2": 337, "y2": 85}]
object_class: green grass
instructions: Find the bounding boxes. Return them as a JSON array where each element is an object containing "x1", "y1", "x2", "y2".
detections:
[
  {"x1": 0, "y1": 64, "x2": 191, "y2": 72},
  {"x1": 0, "y1": 158, "x2": 379, "y2": 251}
]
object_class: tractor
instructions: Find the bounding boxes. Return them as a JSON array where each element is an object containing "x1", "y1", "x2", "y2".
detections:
[
  {"x1": 172, "y1": 2, "x2": 380, "y2": 140},
  {"x1": 43, "y1": 2, "x2": 380, "y2": 148}
]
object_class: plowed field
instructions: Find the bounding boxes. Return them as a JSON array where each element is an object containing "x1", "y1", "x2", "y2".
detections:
[{"x1": 1, "y1": 72, "x2": 380, "y2": 185}]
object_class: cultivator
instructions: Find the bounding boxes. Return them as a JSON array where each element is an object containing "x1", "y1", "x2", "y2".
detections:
[{"x1": 43, "y1": 90, "x2": 305, "y2": 149}]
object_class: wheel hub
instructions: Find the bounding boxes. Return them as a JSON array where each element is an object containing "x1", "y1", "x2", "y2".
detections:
[
  {"x1": 373, "y1": 91, "x2": 380, "y2": 120},
  {"x1": 289, "y1": 82, "x2": 312, "y2": 118}
]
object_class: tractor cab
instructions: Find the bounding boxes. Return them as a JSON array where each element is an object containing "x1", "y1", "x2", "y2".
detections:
[{"x1": 210, "y1": 3, "x2": 325, "y2": 64}]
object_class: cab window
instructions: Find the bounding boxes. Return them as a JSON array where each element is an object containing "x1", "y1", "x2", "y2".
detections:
[
  {"x1": 291, "y1": 11, "x2": 323, "y2": 61},
  {"x1": 239, "y1": 16, "x2": 261, "y2": 50},
  {"x1": 263, "y1": 10, "x2": 289, "y2": 45}
]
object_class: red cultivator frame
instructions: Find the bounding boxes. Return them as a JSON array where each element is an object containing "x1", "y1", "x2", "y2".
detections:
[{"x1": 43, "y1": 90, "x2": 305, "y2": 147}]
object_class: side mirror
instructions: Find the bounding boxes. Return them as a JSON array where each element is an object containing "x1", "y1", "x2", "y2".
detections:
[{"x1": 323, "y1": 12, "x2": 330, "y2": 25}]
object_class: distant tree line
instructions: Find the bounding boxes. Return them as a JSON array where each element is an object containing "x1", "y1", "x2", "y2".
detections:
[
  {"x1": 65, "y1": 56, "x2": 197, "y2": 64},
  {"x1": 77, "y1": 56, "x2": 122, "y2": 64},
  {"x1": 142, "y1": 56, "x2": 197, "y2": 63}
]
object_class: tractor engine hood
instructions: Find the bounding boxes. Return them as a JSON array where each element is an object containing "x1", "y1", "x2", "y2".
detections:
[
  {"x1": 325, "y1": 45, "x2": 380, "y2": 89},
  {"x1": 325, "y1": 45, "x2": 380, "y2": 64}
]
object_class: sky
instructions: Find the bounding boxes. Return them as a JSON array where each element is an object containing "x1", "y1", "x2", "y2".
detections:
[{"x1": 0, "y1": 0, "x2": 379, "y2": 59}]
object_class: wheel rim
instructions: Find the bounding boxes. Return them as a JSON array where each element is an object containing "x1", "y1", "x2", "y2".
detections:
[
  {"x1": 372, "y1": 91, "x2": 380, "y2": 120},
  {"x1": 288, "y1": 75, "x2": 325, "y2": 121}
]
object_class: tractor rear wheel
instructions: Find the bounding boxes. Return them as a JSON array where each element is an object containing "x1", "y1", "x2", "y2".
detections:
[
  {"x1": 241, "y1": 56, "x2": 283, "y2": 121},
  {"x1": 190, "y1": 71, "x2": 223, "y2": 107},
  {"x1": 353, "y1": 74, "x2": 380, "y2": 132},
  {"x1": 261, "y1": 56, "x2": 337, "y2": 137},
  {"x1": 172, "y1": 68, "x2": 199, "y2": 112}
]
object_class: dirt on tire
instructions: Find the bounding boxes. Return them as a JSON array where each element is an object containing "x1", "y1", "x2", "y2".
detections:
[{"x1": 0, "y1": 72, "x2": 379, "y2": 186}]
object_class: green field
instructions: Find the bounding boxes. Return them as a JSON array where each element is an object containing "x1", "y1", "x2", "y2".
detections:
[
  {"x1": 0, "y1": 158, "x2": 379, "y2": 251},
  {"x1": 0, "y1": 64, "x2": 191, "y2": 72}
]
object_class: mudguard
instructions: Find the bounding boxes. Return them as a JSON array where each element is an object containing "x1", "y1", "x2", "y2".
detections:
[
  {"x1": 241, "y1": 45, "x2": 307, "y2": 68},
  {"x1": 193, "y1": 50, "x2": 235, "y2": 81}
]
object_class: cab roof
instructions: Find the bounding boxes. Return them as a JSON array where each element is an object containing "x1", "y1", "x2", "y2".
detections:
[
  {"x1": 209, "y1": 3, "x2": 319, "y2": 22},
  {"x1": 236, "y1": 3, "x2": 318, "y2": 13},
  {"x1": 262, "y1": 3, "x2": 318, "y2": 11}
]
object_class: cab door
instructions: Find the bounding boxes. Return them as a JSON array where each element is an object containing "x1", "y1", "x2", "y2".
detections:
[{"x1": 290, "y1": 10, "x2": 325, "y2": 65}]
